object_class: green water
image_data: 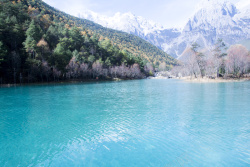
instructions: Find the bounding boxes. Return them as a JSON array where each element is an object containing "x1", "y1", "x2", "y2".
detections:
[{"x1": 0, "y1": 79, "x2": 249, "y2": 166}]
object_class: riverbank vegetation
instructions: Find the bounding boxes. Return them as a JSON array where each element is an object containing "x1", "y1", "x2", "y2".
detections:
[
  {"x1": 0, "y1": 0, "x2": 175, "y2": 84},
  {"x1": 171, "y1": 39, "x2": 250, "y2": 80}
]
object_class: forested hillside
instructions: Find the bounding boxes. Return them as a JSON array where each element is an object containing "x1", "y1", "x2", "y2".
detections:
[
  {"x1": 0, "y1": 0, "x2": 176, "y2": 84},
  {"x1": 38, "y1": 0, "x2": 176, "y2": 65}
]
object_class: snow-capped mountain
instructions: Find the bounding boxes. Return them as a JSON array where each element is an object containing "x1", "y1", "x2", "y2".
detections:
[
  {"x1": 79, "y1": 0, "x2": 250, "y2": 58},
  {"x1": 79, "y1": 10, "x2": 166, "y2": 36},
  {"x1": 168, "y1": 0, "x2": 250, "y2": 58}
]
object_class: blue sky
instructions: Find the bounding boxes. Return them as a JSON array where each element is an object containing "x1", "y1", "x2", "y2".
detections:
[{"x1": 43, "y1": 0, "x2": 241, "y2": 28}]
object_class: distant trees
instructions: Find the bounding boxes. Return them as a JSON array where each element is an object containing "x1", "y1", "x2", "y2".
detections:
[
  {"x1": 171, "y1": 40, "x2": 250, "y2": 79},
  {"x1": 65, "y1": 58, "x2": 144, "y2": 80},
  {"x1": 225, "y1": 44, "x2": 249, "y2": 77},
  {"x1": 109, "y1": 63, "x2": 143, "y2": 79}
]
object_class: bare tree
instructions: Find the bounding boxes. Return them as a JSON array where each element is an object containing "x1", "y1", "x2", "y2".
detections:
[
  {"x1": 205, "y1": 57, "x2": 216, "y2": 77},
  {"x1": 92, "y1": 60, "x2": 103, "y2": 78},
  {"x1": 186, "y1": 53, "x2": 200, "y2": 78},
  {"x1": 66, "y1": 57, "x2": 79, "y2": 79},
  {"x1": 52, "y1": 67, "x2": 61, "y2": 81},
  {"x1": 226, "y1": 44, "x2": 249, "y2": 77},
  {"x1": 41, "y1": 61, "x2": 51, "y2": 82},
  {"x1": 79, "y1": 63, "x2": 89, "y2": 78},
  {"x1": 130, "y1": 64, "x2": 142, "y2": 78},
  {"x1": 171, "y1": 65, "x2": 189, "y2": 77}
]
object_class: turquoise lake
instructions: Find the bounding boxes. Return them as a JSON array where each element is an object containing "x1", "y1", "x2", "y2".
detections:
[{"x1": 0, "y1": 79, "x2": 249, "y2": 166}]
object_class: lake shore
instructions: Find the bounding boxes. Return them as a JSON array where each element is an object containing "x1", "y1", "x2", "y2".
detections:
[
  {"x1": 147, "y1": 74, "x2": 250, "y2": 83},
  {"x1": 0, "y1": 78, "x2": 131, "y2": 88},
  {"x1": 180, "y1": 76, "x2": 250, "y2": 83}
]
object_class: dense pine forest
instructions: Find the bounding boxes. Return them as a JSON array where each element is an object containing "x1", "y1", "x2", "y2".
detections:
[{"x1": 0, "y1": 0, "x2": 177, "y2": 84}]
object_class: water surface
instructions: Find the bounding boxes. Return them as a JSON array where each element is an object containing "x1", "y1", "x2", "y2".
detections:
[{"x1": 0, "y1": 80, "x2": 249, "y2": 166}]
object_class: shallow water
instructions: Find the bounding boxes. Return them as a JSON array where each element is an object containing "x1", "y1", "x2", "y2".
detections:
[{"x1": 0, "y1": 79, "x2": 249, "y2": 166}]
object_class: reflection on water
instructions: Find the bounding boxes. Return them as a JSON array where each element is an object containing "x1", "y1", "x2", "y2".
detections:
[{"x1": 0, "y1": 80, "x2": 249, "y2": 166}]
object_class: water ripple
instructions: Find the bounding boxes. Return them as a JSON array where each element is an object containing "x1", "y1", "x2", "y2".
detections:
[{"x1": 0, "y1": 80, "x2": 249, "y2": 166}]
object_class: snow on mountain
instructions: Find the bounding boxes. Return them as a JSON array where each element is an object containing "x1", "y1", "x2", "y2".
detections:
[
  {"x1": 236, "y1": 0, "x2": 250, "y2": 10},
  {"x1": 163, "y1": 0, "x2": 250, "y2": 58},
  {"x1": 79, "y1": 0, "x2": 250, "y2": 58},
  {"x1": 79, "y1": 10, "x2": 182, "y2": 55},
  {"x1": 79, "y1": 10, "x2": 166, "y2": 36}
]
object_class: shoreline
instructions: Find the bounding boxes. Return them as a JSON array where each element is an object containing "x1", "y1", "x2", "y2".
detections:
[
  {"x1": 148, "y1": 75, "x2": 250, "y2": 83},
  {"x1": 0, "y1": 78, "x2": 135, "y2": 88},
  {"x1": 180, "y1": 77, "x2": 250, "y2": 83},
  {"x1": 1, "y1": 76, "x2": 249, "y2": 87}
]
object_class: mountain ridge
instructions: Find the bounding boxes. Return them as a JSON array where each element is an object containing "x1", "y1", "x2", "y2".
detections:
[
  {"x1": 79, "y1": 10, "x2": 167, "y2": 36},
  {"x1": 39, "y1": 0, "x2": 177, "y2": 65},
  {"x1": 79, "y1": 0, "x2": 250, "y2": 58}
]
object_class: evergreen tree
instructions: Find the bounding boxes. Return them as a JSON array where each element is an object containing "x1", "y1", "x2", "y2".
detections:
[
  {"x1": 88, "y1": 55, "x2": 95, "y2": 64},
  {"x1": 52, "y1": 43, "x2": 72, "y2": 72},
  {"x1": 58, "y1": 37, "x2": 73, "y2": 50},
  {"x1": 69, "y1": 26, "x2": 84, "y2": 50},
  {"x1": 72, "y1": 50, "x2": 80, "y2": 61},
  {"x1": 104, "y1": 57, "x2": 111, "y2": 67},
  {"x1": 45, "y1": 25, "x2": 59, "y2": 49},
  {"x1": 0, "y1": 41, "x2": 7, "y2": 68},
  {"x1": 23, "y1": 20, "x2": 42, "y2": 58},
  {"x1": 23, "y1": 35, "x2": 37, "y2": 58},
  {"x1": 63, "y1": 27, "x2": 69, "y2": 38},
  {"x1": 25, "y1": 20, "x2": 41, "y2": 42},
  {"x1": 213, "y1": 39, "x2": 227, "y2": 77},
  {"x1": 191, "y1": 42, "x2": 206, "y2": 78}
]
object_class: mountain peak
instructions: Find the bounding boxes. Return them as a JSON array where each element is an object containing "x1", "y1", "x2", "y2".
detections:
[
  {"x1": 198, "y1": 0, "x2": 229, "y2": 7},
  {"x1": 79, "y1": 1, "x2": 249, "y2": 58},
  {"x1": 195, "y1": 0, "x2": 237, "y2": 16},
  {"x1": 79, "y1": 10, "x2": 166, "y2": 36},
  {"x1": 183, "y1": 0, "x2": 238, "y2": 33}
]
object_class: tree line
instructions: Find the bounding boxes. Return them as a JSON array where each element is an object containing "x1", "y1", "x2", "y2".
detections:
[{"x1": 171, "y1": 39, "x2": 250, "y2": 79}]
